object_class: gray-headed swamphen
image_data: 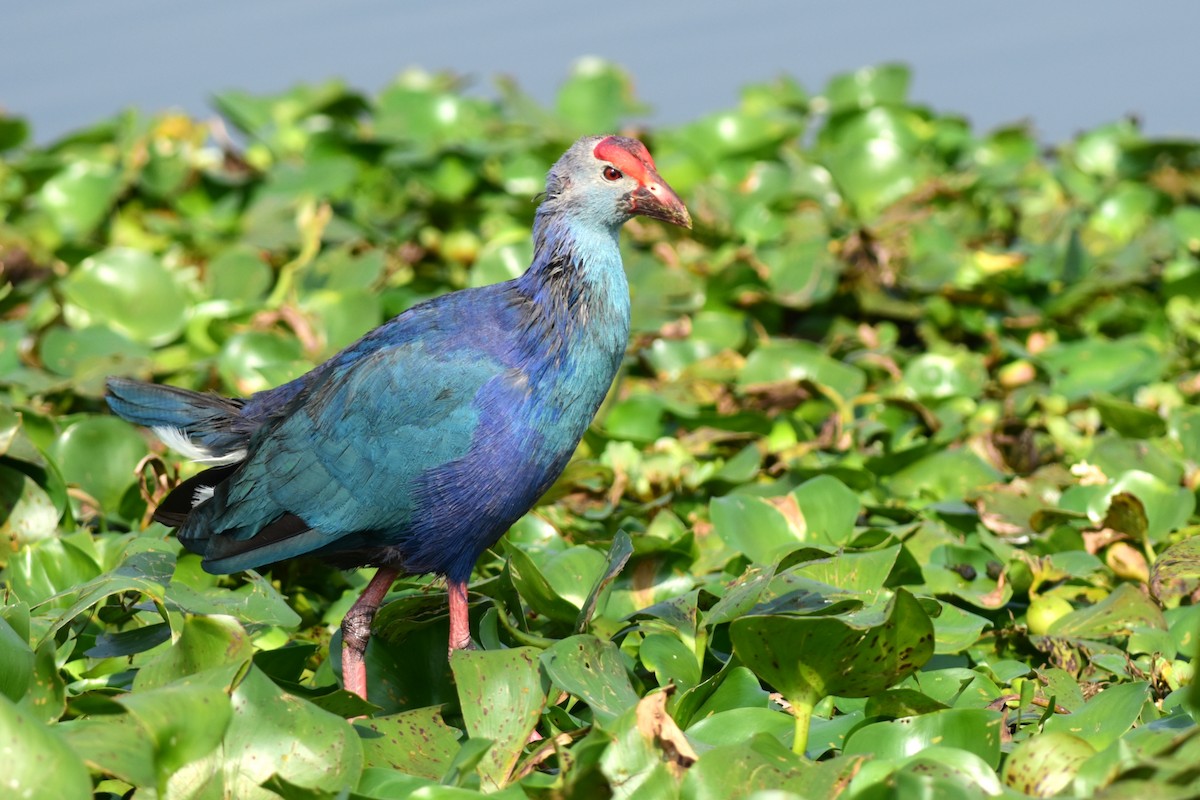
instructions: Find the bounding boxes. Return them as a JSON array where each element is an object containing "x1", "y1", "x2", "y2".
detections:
[{"x1": 106, "y1": 135, "x2": 691, "y2": 700}]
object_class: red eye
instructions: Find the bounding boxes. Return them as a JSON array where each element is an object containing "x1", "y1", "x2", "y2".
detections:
[{"x1": 602, "y1": 166, "x2": 623, "y2": 181}]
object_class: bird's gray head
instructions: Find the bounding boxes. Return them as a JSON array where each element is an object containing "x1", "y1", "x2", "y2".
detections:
[{"x1": 541, "y1": 135, "x2": 692, "y2": 231}]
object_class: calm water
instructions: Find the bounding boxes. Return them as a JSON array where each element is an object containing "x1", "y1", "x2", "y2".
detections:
[{"x1": 3, "y1": 0, "x2": 1199, "y2": 144}]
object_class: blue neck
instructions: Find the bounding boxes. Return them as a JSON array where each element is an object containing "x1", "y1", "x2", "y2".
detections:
[{"x1": 513, "y1": 208, "x2": 631, "y2": 397}]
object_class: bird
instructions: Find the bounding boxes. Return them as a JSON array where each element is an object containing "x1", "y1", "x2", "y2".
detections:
[{"x1": 105, "y1": 135, "x2": 691, "y2": 702}]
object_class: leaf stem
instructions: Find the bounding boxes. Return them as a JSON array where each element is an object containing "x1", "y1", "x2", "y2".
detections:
[{"x1": 791, "y1": 695, "x2": 814, "y2": 756}]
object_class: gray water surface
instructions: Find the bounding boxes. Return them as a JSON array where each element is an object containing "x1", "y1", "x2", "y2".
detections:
[{"x1": 3, "y1": 0, "x2": 1198, "y2": 144}]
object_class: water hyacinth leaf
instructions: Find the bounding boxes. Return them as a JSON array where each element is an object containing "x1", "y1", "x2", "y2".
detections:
[
  {"x1": 0, "y1": 114, "x2": 29, "y2": 150},
  {"x1": 863, "y1": 689, "x2": 949, "y2": 719},
  {"x1": 929, "y1": 602, "x2": 992, "y2": 654},
  {"x1": 60, "y1": 714, "x2": 157, "y2": 789},
  {"x1": 38, "y1": 325, "x2": 152, "y2": 383},
  {"x1": 167, "y1": 570, "x2": 301, "y2": 628},
  {"x1": 376, "y1": 78, "x2": 491, "y2": 147},
  {"x1": 575, "y1": 529, "x2": 633, "y2": 632},
  {"x1": 176, "y1": 666, "x2": 359, "y2": 797},
  {"x1": 1002, "y1": 732, "x2": 1096, "y2": 797},
  {"x1": 62, "y1": 248, "x2": 190, "y2": 346},
  {"x1": 38, "y1": 160, "x2": 122, "y2": 239},
  {"x1": 1093, "y1": 394, "x2": 1168, "y2": 438},
  {"x1": 680, "y1": 734, "x2": 811, "y2": 800},
  {"x1": 1088, "y1": 182, "x2": 1162, "y2": 244},
  {"x1": 302, "y1": 289, "x2": 384, "y2": 353},
  {"x1": 0, "y1": 695, "x2": 92, "y2": 800},
  {"x1": 21, "y1": 638, "x2": 66, "y2": 724},
  {"x1": 48, "y1": 415, "x2": 149, "y2": 513},
  {"x1": 730, "y1": 589, "x2": 934, "y2": 753},
  {"x1": 887, "y1": 448, "x2": 1004, "y2": 503},
  {"x1": 788, "y1": 474, "x2": 862, "y2": 547},
  {"x1": 739, "y1": 340, "x2": 866, "y2": 399},
  {"x1": 4, "y1": 537, "x2": 103, "y2": 608},
  {"x1": 356, "y1": 706, "x2": 462, "y2": 780},
  {"x1": 762, "y1": 238, "x2": 841, "y2": 308},
  {"x1": 1039, "y1": 337, "x2": 1164, "y2": 401},
  {"x1": 823, "y1": 63, "x2": 911, "y2": 112},
  {"x1": 86, "y1": 621, "x2": 172, "y2": 659},
  {"x1": 818, "y1": 106, "x2": 930, "y2": 219},
  {"x1": 451, "y1": 646, "x2": 546, "y2": 790},
  {"x1": 640, "y1": 632, "x2": 701, "y2": 691},
  {"x1": 710, "y1": 494, "x2": 799, "y2": 564},
  {"x1": 117, "y1": 681, "x2": 233, "y2": 783},
  {"x1": 681, "y1": 665, "x2": 771, "y2": 724},
  {"x1": 555, "y1": 58, "x2": 646, "y2": 136},
  {"x1": 1150, "y1": 536, "x2": 1200, "y2": 608},
  {"x1": 681, "y1": 110, "x2": 798, "y2": 162},
  {"x1": 1062, "y1": 470, "x2": 1194, "y2": 542},
  {"x1": 702, "y1": 565, "x2": 776, "y2": 627},
  {"x1": 134, "y1": 615, "x2": 253, "y2": 691},
  {"x1": 854, "y1": 747, "x2": 1004, "y2": 798},
  {"x1": 1042, "y1": 682, "x2": 1150, "y2": 750},
  {"x1": 541, "y1": 634, "x2": 639, "y2": 725},
  {"x1": 42, "y1": 549, "x2": 175, "y2": 639},
  {"x1": 0, "y1": 464, "x2": 59, "y2": 549},
  {"x1": 1048, "y1": 583, "x2": 1166, "y2": 638},
  {"x1": 686, "y1": 707, "x2": 793, "y2": 748},
  {"x1": 0, "y1": 615, "x2": 34, "y2": 702},
  {"x1": 784, "y1": 545, "x2": 900, "y2": 596},
  {"x1": 217, "y1": 330, "x2": 306, "y2": 395},
  {"x1": 505, "y1": 543, "x2": 591, "y2": 623},
  {"x1": 843, "y1": 708, "x2": 1003, "y2": 767},
  {"x1": 205, "y1": 245, "x2": 274, "y2": 304},
  {"x1": 901, "y1": 352, "x2": 987, "y2": 401}
]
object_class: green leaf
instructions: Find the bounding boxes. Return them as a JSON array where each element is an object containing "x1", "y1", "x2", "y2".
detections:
[
  {"x1": 221, "y1": 665, "x2": 365, "y2": 796},
  {"x1": 575, "y1": 530, "x2": 632, "y2": 632},
  {"x1": 49, "y1": 415, "x2": 149, "y2": 513},
  {"x1": 789, "y1": 475, "x2": 861, "y2": 546},
  {"x1": 506, "y1": 543, "x2": 590, "y2": 623},
  {"x1": 0, "y1": 695, "x2": 91, "y2": 800},
  {"x1": 118, "y1": 679, "x2": 233, "y2": 784},
  {"x1": 1048, "y1": 583, "x2": 1166, "y2": 638},
  {"x1": 740, "y1": 340, "x2": 866, "y2": 399},
  {"x1": 681, "y1": 734, "x2": 811, "y2": 800},
  {"x1": 42, "y1": 549, "x2": 175, "y2": 640},
  {"x1": 710, "y1": 495, "x2": 799, "y2": 564},
  {"x1": 355, "y1": 706, "x2": 462, "y2": 781},
  {"x1": 1151, "y1": 535, "x2": 1200, "y2": 608},
  {"x1": 541, "y1": 635, "x2": 638, "y2": 725},
  {"x1": 1040, "y1": 337, "x2": 1164, "y2": 401},
  {"x1": 38, "y1": 160, "x2": 121, "y2": 239},
  {"x1": 60, "y1": 714, "x2": 157, "y2": 788},
  {"x1": 1002, "y1": 732, "x2": 1096, "y2": 796},
  {"x1": 0, "y1": 464, "x2": 59, "y2": 550},
  {"x1": 731, "y1": 589, "x2": 934, "y2": 754},
  {"x1": 0, "y1": 615, "x2": 34, "y2": 702},
  {"x1": 1042, "y1": 682, "x2": 1150, "y2": 750},
  {"x1": 843, "y1": 708, "x2": 1004, "y2": 767},
  {"x1": 555, "y1": 59, "x2": 647, "y2": 136},
  {"x1": 640, "y1": 632, "x2": 701, "y2": 692},
  {"x1": 134, "y1": 615, "x2": 254, "y2": 690},
  {"x1": 451, "y1": 646, "x2": 546, "y2": 790},
  {"x1": 62, "y1": 248, "x2": 190, "y2": 346},
  {"x1": 824, "y1": 63, "x2": 911, "y2": 112}
]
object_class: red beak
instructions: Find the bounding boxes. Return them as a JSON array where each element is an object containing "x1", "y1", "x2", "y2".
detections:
[{"x1": 628, "y1": 172, "x2": 692, "y2": 229}]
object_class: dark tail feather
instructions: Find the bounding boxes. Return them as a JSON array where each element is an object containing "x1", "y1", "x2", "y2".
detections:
[
  {"x1": 153, "y1": 463, "x2": 240, "y2": 529},
  {"x1": 106, "y1": 377, "x2": 250, "y2": 462}
]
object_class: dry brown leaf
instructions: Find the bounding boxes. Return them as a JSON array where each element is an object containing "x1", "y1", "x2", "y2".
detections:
[{"x1": 635, "y1": 690, "x2": 697, "y2": 776}]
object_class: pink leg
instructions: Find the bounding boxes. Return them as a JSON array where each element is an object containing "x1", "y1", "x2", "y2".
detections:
[
  {"x1": 447, "y1": 578, "x2": 474, "y2": 655},
  {"x1": 341, "y1": 567, "x2": 400, "y2": 701}
]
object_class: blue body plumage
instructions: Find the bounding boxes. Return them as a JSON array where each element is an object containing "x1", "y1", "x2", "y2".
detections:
[{"x1": 106, "y1": 135, "x2": 690, "y2": 699}]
